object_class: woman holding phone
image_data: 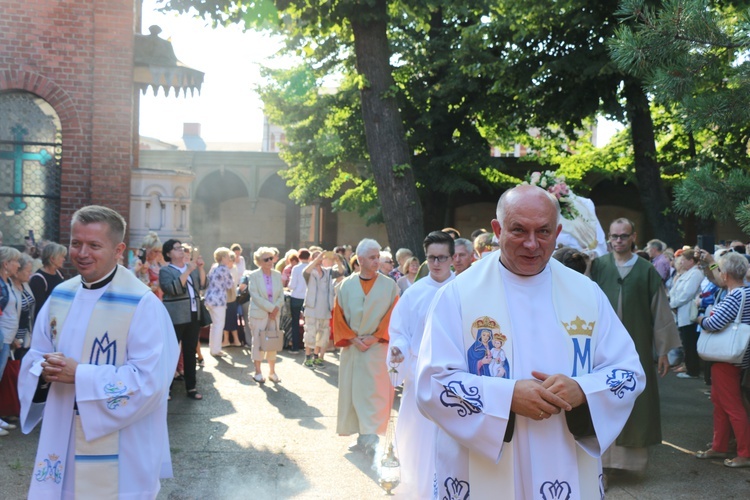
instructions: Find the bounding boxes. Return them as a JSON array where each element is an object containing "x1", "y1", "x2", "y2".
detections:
[{"x1": 160, "y1": 239, "x2": 206, "y2": 400}]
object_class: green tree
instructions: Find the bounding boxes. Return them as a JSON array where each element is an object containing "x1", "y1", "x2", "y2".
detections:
[
  {"x1": 161, "y1": 0, "x2": 426, "y2": 254},
  {"x1": 610, "y1": 0, "x2": 750, "y2": 233},
  {"x1": 463, "y1": 0, "x2": 682, "y2": 245}
]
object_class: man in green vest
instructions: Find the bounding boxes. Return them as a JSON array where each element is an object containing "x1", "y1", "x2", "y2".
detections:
[{"x1": 590, "y1": 217, "x2": 680, "y2": 484}]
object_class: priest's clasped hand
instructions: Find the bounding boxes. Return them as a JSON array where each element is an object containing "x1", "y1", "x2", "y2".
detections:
[
  {"x1": 532, "y1": 371, "x2": 587, "y2": 409},
  {"x1": 41, "y1": 353, "x2": 78, "y2": 384},
  {"x1": 511, "y1": 371, "x2": 587, "y2": 421},
  {"x1": 511, "y1": 379, "x2": 570, "y2": 421}
]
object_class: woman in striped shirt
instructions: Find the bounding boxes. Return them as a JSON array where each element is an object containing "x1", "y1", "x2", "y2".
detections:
[{"x1": 695, "y1": 252, "x2": 750, "y2": 468}]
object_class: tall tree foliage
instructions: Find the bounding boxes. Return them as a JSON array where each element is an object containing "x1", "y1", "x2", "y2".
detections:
[
  {"x1": 460, "y1": 0, "x2": 681, "y2": 245},
  {"x1": 610, "y1": 0, "x2": 750, "y2": 234},
  {"x1": 161, "y1": 0, "x2": 426, "y2": 255}
]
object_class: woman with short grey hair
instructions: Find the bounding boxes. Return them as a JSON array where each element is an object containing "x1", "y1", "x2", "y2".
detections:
[
  {"x1": 29, "y1": 242, "x2": 67, "y2": 310},
  {"x1": 11, "y1": 254, "x2": 35, "y2": 356},
  {"x1": 695, "y1": 252, "x2": 750, "y2": 467}
]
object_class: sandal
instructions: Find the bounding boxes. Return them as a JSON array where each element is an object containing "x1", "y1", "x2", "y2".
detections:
[
  {"x1": 197, "y1": 358, "x2": 205, "y2": 367},
  {"x1": 696, "y1": 449, "x2": 731, "y2": 459},
  {"x1": 253, "y1": 373, "x2": 265, "y2": 384},
  {"x1": 269, "y1": 373, "x2": 281, "y2": 384},
  {"x1": 724, "y1": 457, "x2": 750, "y2": 468},
  {"x1": 186, "y1": 389, "x2": 203, "y2": 400}
]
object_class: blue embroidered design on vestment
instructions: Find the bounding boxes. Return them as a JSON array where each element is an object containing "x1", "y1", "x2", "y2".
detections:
[
  {"x1": 99, "y1": 292, "x2": 143, "y2": 306},
  {"x1": 540, "y1": 479, "x2": 572, "y2": 499},
  {"x1": 90, "y1": 332, "x2": 117, "y2": 365},
  {"x1": 34, "y1": 454, "x2": 63, "y2": 483},
  {"x1": 442, "y1": 476, "x2": 470, "y2": 500},
  {"x1": 440, "y1": 380, "x2": 482, "y2": 417},
  {"x1": 606, "y1": 369, "x2": 637, "y2": 399},
  {"x1": 599, "y1": 473, "x2": 605, "y2": 499},
  {"x1": 104, "y1": 381, "x2": 130, "y2": 409}
]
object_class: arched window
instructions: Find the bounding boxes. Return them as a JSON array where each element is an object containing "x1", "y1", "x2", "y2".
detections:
[{"x1": 0, "y1": 91, "x2": 62, "y2": 245}]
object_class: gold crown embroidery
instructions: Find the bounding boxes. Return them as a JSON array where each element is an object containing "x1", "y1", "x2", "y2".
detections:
[
  {"x1": 472, "y1": 316, "x2": 499, "y2": 331},
  {"x1": 562, "y1": 316, "x2": 595, "y2": 337}
]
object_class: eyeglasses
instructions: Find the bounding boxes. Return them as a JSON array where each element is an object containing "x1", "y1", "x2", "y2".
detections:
[
  {"x1": 172, "y1": 246, "x2": 185, "y2": 252},
  {"x1": 262, "y1": 256, "x2": 274, "y2": 262},
  {"x1": 426, "y1": 255, "x2": 451, "y2": 263},
  {"x1": 609, "y1": 234, "x2": 632, "y2": 241}
]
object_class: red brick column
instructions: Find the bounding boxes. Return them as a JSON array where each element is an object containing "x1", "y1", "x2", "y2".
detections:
[{"x1": 0, "y1": 1, "x2": 136, "y2": 245}]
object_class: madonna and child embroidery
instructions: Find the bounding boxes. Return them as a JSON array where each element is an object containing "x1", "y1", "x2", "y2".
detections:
[{"x1": 466, "y1": 316, "x2": 510, "y2": 378}]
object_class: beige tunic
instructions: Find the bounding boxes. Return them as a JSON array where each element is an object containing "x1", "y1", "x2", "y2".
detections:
[{"x1": 334, "y1": 273, "x2": 399, "y2": 435}]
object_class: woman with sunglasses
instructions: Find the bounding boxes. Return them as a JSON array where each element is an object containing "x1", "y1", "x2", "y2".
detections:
[{"x1": 247, "y1": 247, "x2": 285, "y2": 383}]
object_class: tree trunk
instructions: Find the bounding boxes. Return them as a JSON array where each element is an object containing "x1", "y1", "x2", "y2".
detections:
[
  {"x1": 349, "y1": 0, "x2": 425, "y2": 258},
  {"x1": 623, "y1": 79, "x2": 681, "y2": 247}
]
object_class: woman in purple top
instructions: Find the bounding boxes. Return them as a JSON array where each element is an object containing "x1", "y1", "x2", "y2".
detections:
[{"x1": 205, "y1": 247, "x2": 235, "y2": 358}]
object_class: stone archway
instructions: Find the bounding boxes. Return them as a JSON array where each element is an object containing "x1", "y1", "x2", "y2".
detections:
[{"x1": 192, "y1": 169, "x2": 249, "y2": 255}]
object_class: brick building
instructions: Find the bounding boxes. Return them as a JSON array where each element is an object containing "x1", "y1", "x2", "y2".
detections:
[
  {"x1": 1, "y1": 1, "x2": 137, "y2": 246},
  {"x1": 0, "y1": 1, "x2": 202, "y2": 248}
]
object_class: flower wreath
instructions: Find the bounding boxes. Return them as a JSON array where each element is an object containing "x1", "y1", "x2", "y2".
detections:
[{"x1": 522, "y1": 171, "x2": 580, "y2": 221}]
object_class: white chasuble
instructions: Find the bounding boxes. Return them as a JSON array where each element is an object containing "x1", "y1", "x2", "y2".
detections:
[
  {"x1": 20, "y1": 266, "x2": 179, "y2": 499},
  {"x1": 386, "y1": 273, "x2": 455, "y2": 499},
  {"x1": 416, "y1": 253, "x2": 644, "y2": 500}
]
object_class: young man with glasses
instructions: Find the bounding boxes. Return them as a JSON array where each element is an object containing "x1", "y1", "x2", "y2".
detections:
[
  {"x1": 387, "y1": 231, "x2": 455, "y2": 497},
  {"x1": 590, "y1": 218, "x2": 680, "y2": 482}
]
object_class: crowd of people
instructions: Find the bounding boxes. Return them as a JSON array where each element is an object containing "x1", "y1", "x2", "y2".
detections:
[{"x1": 2, "y1": 186, "x2": 750, "y2": 497}]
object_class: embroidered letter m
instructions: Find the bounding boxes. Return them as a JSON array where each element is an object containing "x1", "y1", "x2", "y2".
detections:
[
  {"x1": 90, "y1": 332, "x2": 117, "y2": 365},
  {"x1": 571, "y1": 337, "x2": 591, "y2": 376}
]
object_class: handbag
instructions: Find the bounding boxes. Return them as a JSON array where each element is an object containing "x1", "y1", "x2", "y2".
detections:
[
  {"x1": 237, "y1": 276, "x2": 251, "y2": 305},
  {"x1": 259, "y1": 318, "x2": 284, "y2": 352},
  {"x1": 199, "y1": 298, "x2": 212, "y2": 327},
  {"x1": 0, "y1": 359, "x2": 21, "y2": 417},
  {"x1": 697, "y1": 288, "x2": 750, "y2": 364}
]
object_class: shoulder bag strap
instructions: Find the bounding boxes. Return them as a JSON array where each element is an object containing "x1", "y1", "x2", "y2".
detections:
[{"x1": 735, "y1": 288, "x2": 747, "y2": 325}]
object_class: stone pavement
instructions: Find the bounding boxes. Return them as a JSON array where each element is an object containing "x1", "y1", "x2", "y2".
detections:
[{"x1": 1, "y1": 345, "x2": 750, "y2": 499}]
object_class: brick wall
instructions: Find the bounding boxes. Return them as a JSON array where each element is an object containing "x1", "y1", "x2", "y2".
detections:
[{"x1": 0, "y1": 0, "x2": 136, "y2": 245}]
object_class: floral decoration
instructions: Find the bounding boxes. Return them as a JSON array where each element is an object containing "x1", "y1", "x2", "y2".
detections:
[{"x1": 523, "y1": 170, "x2": 580, "y2": 220}]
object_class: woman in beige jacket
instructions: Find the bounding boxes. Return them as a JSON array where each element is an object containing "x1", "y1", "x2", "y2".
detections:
[{"x1": 247, "y1": 246, "x2": 285, "y2": 383}]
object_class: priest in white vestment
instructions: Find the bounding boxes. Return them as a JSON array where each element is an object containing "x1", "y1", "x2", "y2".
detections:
[
  {"x1": 19, "y1": 206, "x2": 179, "y2": 499},
  {"x1": 387, "y1": 231, "x2": 456, "y2": 498},
  {"x1": 416, "y1": 186, "x2": 644, "y2": 500}
]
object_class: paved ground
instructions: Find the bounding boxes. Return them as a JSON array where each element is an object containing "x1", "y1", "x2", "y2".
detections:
[{"x1": 1, "y1": 344, "x2": 750, "y2": 499}]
